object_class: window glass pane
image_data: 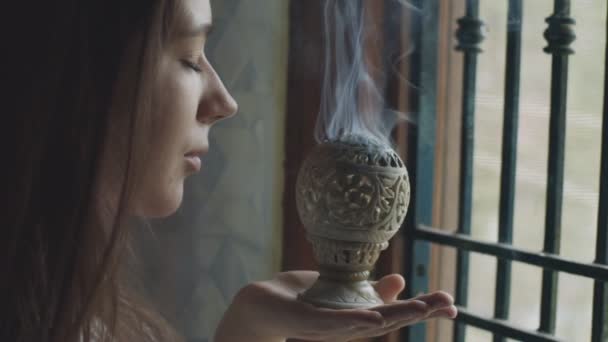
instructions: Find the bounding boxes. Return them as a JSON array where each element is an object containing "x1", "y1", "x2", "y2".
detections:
[
  {"x1": 471, "y1": 0, "x2": 507, "y2": 244},
  {"x1": 556, "y1": 273, "x2": 594, "y2": 340},
  {"x1": 466, "y1": 326, "x2": 494, "y2": 341},
  {"x1": 560, "y1": 0, "x2": 606, "y2": 262},
  {"x1": 512, "y1": 0, "x2": 553, "y2": 253},
  {"x1": 509, "y1": 262, "x2": 542, "y2": 331},
  {"x1": 467, "y1": 253, "x2": 498, "y2": 318}
]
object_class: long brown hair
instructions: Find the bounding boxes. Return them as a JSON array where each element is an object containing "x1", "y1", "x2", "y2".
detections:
[{"x1": 1, "y1": 1, "x2": 182, "y2": 341}]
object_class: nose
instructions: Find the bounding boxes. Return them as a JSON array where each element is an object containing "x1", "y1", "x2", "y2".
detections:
[{"x1": 196, "y1": 65, "x2": 238, "y2": 125}]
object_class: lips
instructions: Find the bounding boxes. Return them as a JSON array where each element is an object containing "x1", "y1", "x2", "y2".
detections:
[
  {"x1": 184, "y1": 155, "x2": 201, "y2": 171},
  {"x1": 184, "y1": 148, "x2": 207, "y2": 172}
]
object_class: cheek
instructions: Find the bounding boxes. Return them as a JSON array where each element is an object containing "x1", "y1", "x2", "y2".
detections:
[
  {"x1": 158, "y1": 69, "x2": 201, "y2": 129},
  {"x1": 132, "y1": 62, "x2": 201, "y2": 218},
  {"x1": 152, "y1": 63, "x2": 202, "y2": 166}
]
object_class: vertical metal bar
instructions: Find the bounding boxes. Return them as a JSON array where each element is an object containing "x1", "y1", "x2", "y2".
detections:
[
  {"x1": 539, "y1": 0, "x2": 575, "y2": 335},
  {"x1": 591, "y1": 5, "x2": 608, "y2": 341},
  {"x1": 404, "y1": 0, "x2": 440, "y2": 341},
  {"x1": 454, "y1": 1, "x2": 484, "y2": 341},
  {"x1": 493, "y1": 2, "x2": 523, "y2": 342}
]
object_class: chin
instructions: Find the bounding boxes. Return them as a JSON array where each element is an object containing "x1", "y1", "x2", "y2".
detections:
[{"x1": 135, "y1": 183, "x2": 184, "y2": 219}]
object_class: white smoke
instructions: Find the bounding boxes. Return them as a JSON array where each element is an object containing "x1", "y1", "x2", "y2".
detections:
[{"x1": 315, "y1": 0, "x2": 417, "y2": 147}]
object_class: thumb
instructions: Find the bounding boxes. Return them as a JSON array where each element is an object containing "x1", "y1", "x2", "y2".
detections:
[{"x1": 372, "y1": 274, "x2": 406, "y2": 303}]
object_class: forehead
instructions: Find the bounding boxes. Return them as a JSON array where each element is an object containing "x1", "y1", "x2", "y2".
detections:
[{"x1": 178, "y1": 0, "x2": 212, "y2": 26}]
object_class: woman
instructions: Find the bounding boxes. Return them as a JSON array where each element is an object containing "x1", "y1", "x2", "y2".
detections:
[{"x1": 0, "y1": 0, "x2": 457, "y2": 341}]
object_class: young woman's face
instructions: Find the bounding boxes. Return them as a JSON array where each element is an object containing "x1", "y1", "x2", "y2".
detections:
[{"x1": 128, "y1": 0, "x2": 237, "y2": 218}]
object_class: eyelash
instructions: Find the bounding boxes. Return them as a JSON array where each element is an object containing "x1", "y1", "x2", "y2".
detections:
[{"x1": 181, "y1": 59, "x2": 202, "y2": 73}]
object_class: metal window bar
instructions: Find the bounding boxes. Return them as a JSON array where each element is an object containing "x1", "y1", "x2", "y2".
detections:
[
  {"x1": 494, "y1": 1, "x2": 522, "y2": 342},
  {"x1": 453, "y1": 0, "x2": 484, "y2": 340},
  {"x1": 415, "y1": 225, "x2": 608, "y2": 282},
  {"x1": 457, "y1": 308, "x2": 561, "y2": 342},
  {"x1": 402, "y1": 0, "x2": 608, "y2": 340},
  {"x1": 539, "y1": 0, "x2": 575, "y2": 334},
  {"x1": 591, "y1": 5, "x2": 608, "y2": 341}
]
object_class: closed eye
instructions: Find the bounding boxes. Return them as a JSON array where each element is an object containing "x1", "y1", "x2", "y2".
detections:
[{"x1": 181, "y1": 59, "x2": 202, "y2": 73}]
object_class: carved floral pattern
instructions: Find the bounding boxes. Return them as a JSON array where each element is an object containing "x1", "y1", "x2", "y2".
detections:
[{"x1": 296, "y1": 139, "x2": 410, "y2": 244}]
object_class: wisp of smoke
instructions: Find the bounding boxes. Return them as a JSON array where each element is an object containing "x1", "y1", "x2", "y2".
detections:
[{"x1": 315, "y1": 0, "x2": 417, "y2": 147}]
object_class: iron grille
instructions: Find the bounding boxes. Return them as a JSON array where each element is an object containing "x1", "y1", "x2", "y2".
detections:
[{"x1": 404, "y1": 0, "x2": 608, "y2": 341}]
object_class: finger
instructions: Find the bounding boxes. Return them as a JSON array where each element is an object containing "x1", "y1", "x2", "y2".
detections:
[
  {"x1": 390, "y1": 304, "x2": 457, "y2": 327},
  {"x1": 412, "y1": 291, "x2": 454, "y2": 310},
  {"x1": 370, "y1": 299, "x2": 429, "y2": 323},
  {"x1": 351, "y1": 305, "x2": 459, "y2": 339},
  {"x1": 372, "y1": 274, "x2": 406, "y2": 303},
  {"x1": 386, "y1": 304, "x2": 459, "y2": 332},
  {"x1": 431, "y1": 304, "x2": 458, "y2": 319},
  {"x1": 368, "y1": 291, "x2": 453, "y2": 324}
]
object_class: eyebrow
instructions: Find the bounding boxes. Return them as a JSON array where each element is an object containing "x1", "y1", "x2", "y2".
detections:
[{"x1": 179, "y1": 22, "x2": 213, "y2": 38}]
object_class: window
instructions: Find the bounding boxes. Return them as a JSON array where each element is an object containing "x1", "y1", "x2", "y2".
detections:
[{"x1": 405, "y1": 0, "x2": 608, "y2": 341}]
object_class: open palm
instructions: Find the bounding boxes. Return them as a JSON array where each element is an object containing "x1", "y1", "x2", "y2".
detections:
[{"x1": 215, "y1": 271, "x2": 457, "y2": 342}]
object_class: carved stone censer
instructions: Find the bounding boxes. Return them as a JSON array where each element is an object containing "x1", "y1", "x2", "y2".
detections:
[{"x1": 296, "y1": 134, "x2": 410, "y2": 309}]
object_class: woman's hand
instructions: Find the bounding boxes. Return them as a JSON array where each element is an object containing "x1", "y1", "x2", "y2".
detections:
[{"x1": 214, "y1": 271, "x2": 457, "y2": 342}]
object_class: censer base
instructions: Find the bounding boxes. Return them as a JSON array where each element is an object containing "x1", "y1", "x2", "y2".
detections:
[{"x1": 298, "y1": 278, "x2": 383, "y2": 309}]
